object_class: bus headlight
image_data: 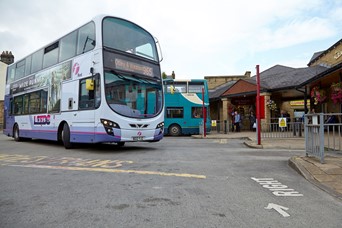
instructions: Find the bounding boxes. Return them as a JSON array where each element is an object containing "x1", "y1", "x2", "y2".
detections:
[
  {"x1": 101, "y1": 119, "x2": 120, "y2": 136},
  {"x1": 156, "y1": 122, "x2": 164, "y2": 129},
  {"x1": 101, "y1": 119, "x2": 120, "y2": 129}
]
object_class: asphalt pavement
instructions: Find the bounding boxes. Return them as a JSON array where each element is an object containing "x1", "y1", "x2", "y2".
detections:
[{"x1": 192, "y1": 131, "x2": 342, "y2": 200}]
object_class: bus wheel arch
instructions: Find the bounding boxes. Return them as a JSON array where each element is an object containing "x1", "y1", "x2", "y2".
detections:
[{"x1": 168, "y1": 124, "x2": 182, "y2": 136}]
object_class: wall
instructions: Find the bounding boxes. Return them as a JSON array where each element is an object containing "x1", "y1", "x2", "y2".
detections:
[
  {"x1": 205, "y1": 71, "x2": 251, "y2": 90},
  {"x1": 0, "y1": 61, "x2": 6, "y2": 99},
  {"x1": 309, "y1": 41, "x2": 342, "y2": 67},
  {"x1": 0, "y1": 61, "x2": 7, "y2": 129}
]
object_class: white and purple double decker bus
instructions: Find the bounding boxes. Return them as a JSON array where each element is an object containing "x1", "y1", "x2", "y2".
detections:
[{"x1": 4, "y1": 15, "x2": 164, "y2": 148}]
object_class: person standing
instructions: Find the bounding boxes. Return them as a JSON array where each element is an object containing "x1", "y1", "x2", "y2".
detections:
[
  {"x1": 249, "y1": 111, "x2": 256, "y2": 131},
  {"x1": 234, "y1": 111, "x2": 241, "y2": 132},
  {"x1": 231, "y1": 111, "x2": 235, "y2": 132}
]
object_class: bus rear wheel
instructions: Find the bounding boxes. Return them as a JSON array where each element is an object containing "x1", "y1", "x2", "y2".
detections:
[
  {"x1": 13, "y1": 124, "x2": 22, "y2": 142},
  {"x1": 169, "y1": 124, "x2": 181, "y2": 136},
  {"x1": 62, "y1": 123, "x2": 73, "y2": 149}
]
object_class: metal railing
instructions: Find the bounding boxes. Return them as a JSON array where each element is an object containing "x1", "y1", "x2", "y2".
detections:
[
  {"x1": 261, "y1": 118, "x2": 304, "y2": 138},
  {"x1": 210, "y1": 120, "x2": 231, "y2": 134},
  {"x1": 305, "y1": 113, "x2": 342, "y2": 163}
]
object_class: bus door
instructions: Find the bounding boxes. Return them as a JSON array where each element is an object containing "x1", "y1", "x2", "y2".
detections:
[{"x1": 74, "y1": 75, "x2": 100, "y2": 141}]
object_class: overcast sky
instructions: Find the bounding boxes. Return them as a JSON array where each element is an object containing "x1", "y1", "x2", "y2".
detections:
[{"x1": 0, "y1": 0, "x2": 341, "y2": 79}]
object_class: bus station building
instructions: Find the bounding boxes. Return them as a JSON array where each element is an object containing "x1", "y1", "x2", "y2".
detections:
[{"x1": 207, "y1": 38, "x2": 342, "y2": 131}]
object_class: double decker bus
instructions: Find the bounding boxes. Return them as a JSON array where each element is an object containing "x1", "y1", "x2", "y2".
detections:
[
  {"x1": 3, "y1": 15, "x2": 164, "y2": 148},
  {"x1": 163, "y1": 79, "x2": 211, "y2": 136}
]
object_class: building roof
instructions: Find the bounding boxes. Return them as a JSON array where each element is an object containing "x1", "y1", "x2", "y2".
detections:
[
  {"x1": 307, "y1": 38, "x2": 342, "y2": 66},
  {"x1": 209, "y1": 80, "x2": 237, "y2": 99},
  {"x1": 309, "y1": 51, "x2": 324, "y2": 63},
  {"x1": 257, "y1": 65, "x2": 328, "y2": 91},
  {"x1": 213, "y1": 64, "x2": 329, "y2": 99}
]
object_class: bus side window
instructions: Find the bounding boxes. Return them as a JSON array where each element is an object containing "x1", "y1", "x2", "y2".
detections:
[
  {"x1": 41, "y1": 90, "x2": 48, "y2": 113},
  {"x1": 13, "y1": 96, "x2": 23, "y2": 115},
  {"x1": 59, "y1": 31, "x2": 77, "y2": 62},
  {"x1": 77, "y1": 22, "x2": 95, "y2": 55},
  {"x1": 9, "y1": 98, "x2": 13, "y2": 115}
]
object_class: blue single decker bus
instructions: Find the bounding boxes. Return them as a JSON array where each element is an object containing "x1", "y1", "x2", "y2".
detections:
[{"x1": 163, "y1": 79, "x2": 211, "y2": 136}]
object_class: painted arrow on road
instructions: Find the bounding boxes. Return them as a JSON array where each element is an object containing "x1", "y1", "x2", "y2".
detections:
[{"x1": 265, "y1": 203, "x2": 290, "y2": 217}]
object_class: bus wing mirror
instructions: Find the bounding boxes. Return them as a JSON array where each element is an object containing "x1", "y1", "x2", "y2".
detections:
[{"x1": 86, "y1": 79, "x2": 94, "y2": 91}]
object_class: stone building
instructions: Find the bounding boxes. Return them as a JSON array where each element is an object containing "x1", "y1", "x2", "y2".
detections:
[
  {"x1": 0, "y1": 51, "x2": 15, "y2": 128},
  {"x1": 207, "y1": 38, "x2": 342, "y2": 131},
  {"x1": 205, "y1": 71, "x2": 251, "y2": 122}
]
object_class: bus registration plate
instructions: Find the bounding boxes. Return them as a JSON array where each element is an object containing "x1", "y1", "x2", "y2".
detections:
[{"x1": 132, "y1": 136, "x2": 144, "y2": 141}]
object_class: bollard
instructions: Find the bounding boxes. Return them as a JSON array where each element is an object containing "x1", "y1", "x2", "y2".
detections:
[
  {"x1": 293, "y1": 122, "x2": 296, "y2": 136},
  {"x1": 224, "y1": 120, "x2": 227, "y2": 134}
]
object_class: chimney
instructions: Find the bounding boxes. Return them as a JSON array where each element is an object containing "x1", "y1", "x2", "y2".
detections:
[
  {"x1": 0, "y1": 51, "x2": 14, "y2": 65},
  {"x1": 244, "y1": 71, "x2": 251, "y2": 77}
]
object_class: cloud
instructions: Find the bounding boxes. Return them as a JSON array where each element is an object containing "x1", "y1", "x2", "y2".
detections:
[
  {"x1": 254, "y1": 17, "x2": 336, "y2": 51},
  {"x1": 0, "y1": 0, "x2": 340, "y2": 78}
]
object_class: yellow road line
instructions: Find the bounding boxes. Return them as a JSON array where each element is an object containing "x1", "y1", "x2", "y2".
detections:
[{"x1": 9, "y1": 164, "x2": 206, "y2": 179}]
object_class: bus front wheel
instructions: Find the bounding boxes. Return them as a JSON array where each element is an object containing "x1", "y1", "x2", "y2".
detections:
[
  {"x1": 62, "y1": 123, "x2": 73, "y2": 149},
  {"x1": 117, "y1": 142, "x2": 125, "y2": 147},
  {"x1": 169, "y1": 124, "x2": 181, "y2": 136}
]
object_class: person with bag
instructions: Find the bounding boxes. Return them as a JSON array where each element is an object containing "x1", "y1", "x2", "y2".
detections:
[{"x1": 250, "y1": 111, "x2": 256, "y2": 131}]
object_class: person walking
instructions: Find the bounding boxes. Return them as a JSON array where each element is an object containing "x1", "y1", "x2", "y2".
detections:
[
  {"x1": 231, "y1": 111, "x2": 235, "y2": 132},
  {"x1": 234, "y1": 111, "x2": 241, "y2": 132}
]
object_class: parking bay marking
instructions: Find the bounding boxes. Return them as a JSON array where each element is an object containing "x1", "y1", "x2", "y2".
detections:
[{"x1": 0, "y1": 153, "x2": 206, "y2": 179}]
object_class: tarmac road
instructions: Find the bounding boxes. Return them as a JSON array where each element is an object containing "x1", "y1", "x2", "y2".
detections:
[{"x1": 0, "y1": 135, "x2": 341, "y2": 227}]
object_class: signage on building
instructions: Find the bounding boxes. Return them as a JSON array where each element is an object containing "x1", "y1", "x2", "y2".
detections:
[
  {"x1": 334, "y1": 50, "x2": 342, "y2": 60},
  {"x1": 290, "y1": 100, "x2": 309, "y2": 106}
]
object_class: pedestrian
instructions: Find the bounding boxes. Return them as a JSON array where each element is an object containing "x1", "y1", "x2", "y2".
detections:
[
  {"x1": 234, "y1": 111, "x2": 241, "y2": 132},
  {"x1": 231, "y1": 111, "x2": 235, "y2": 132},
  {"x1": 249, "y1": 111, "x2": 256, "y2": 131}
]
